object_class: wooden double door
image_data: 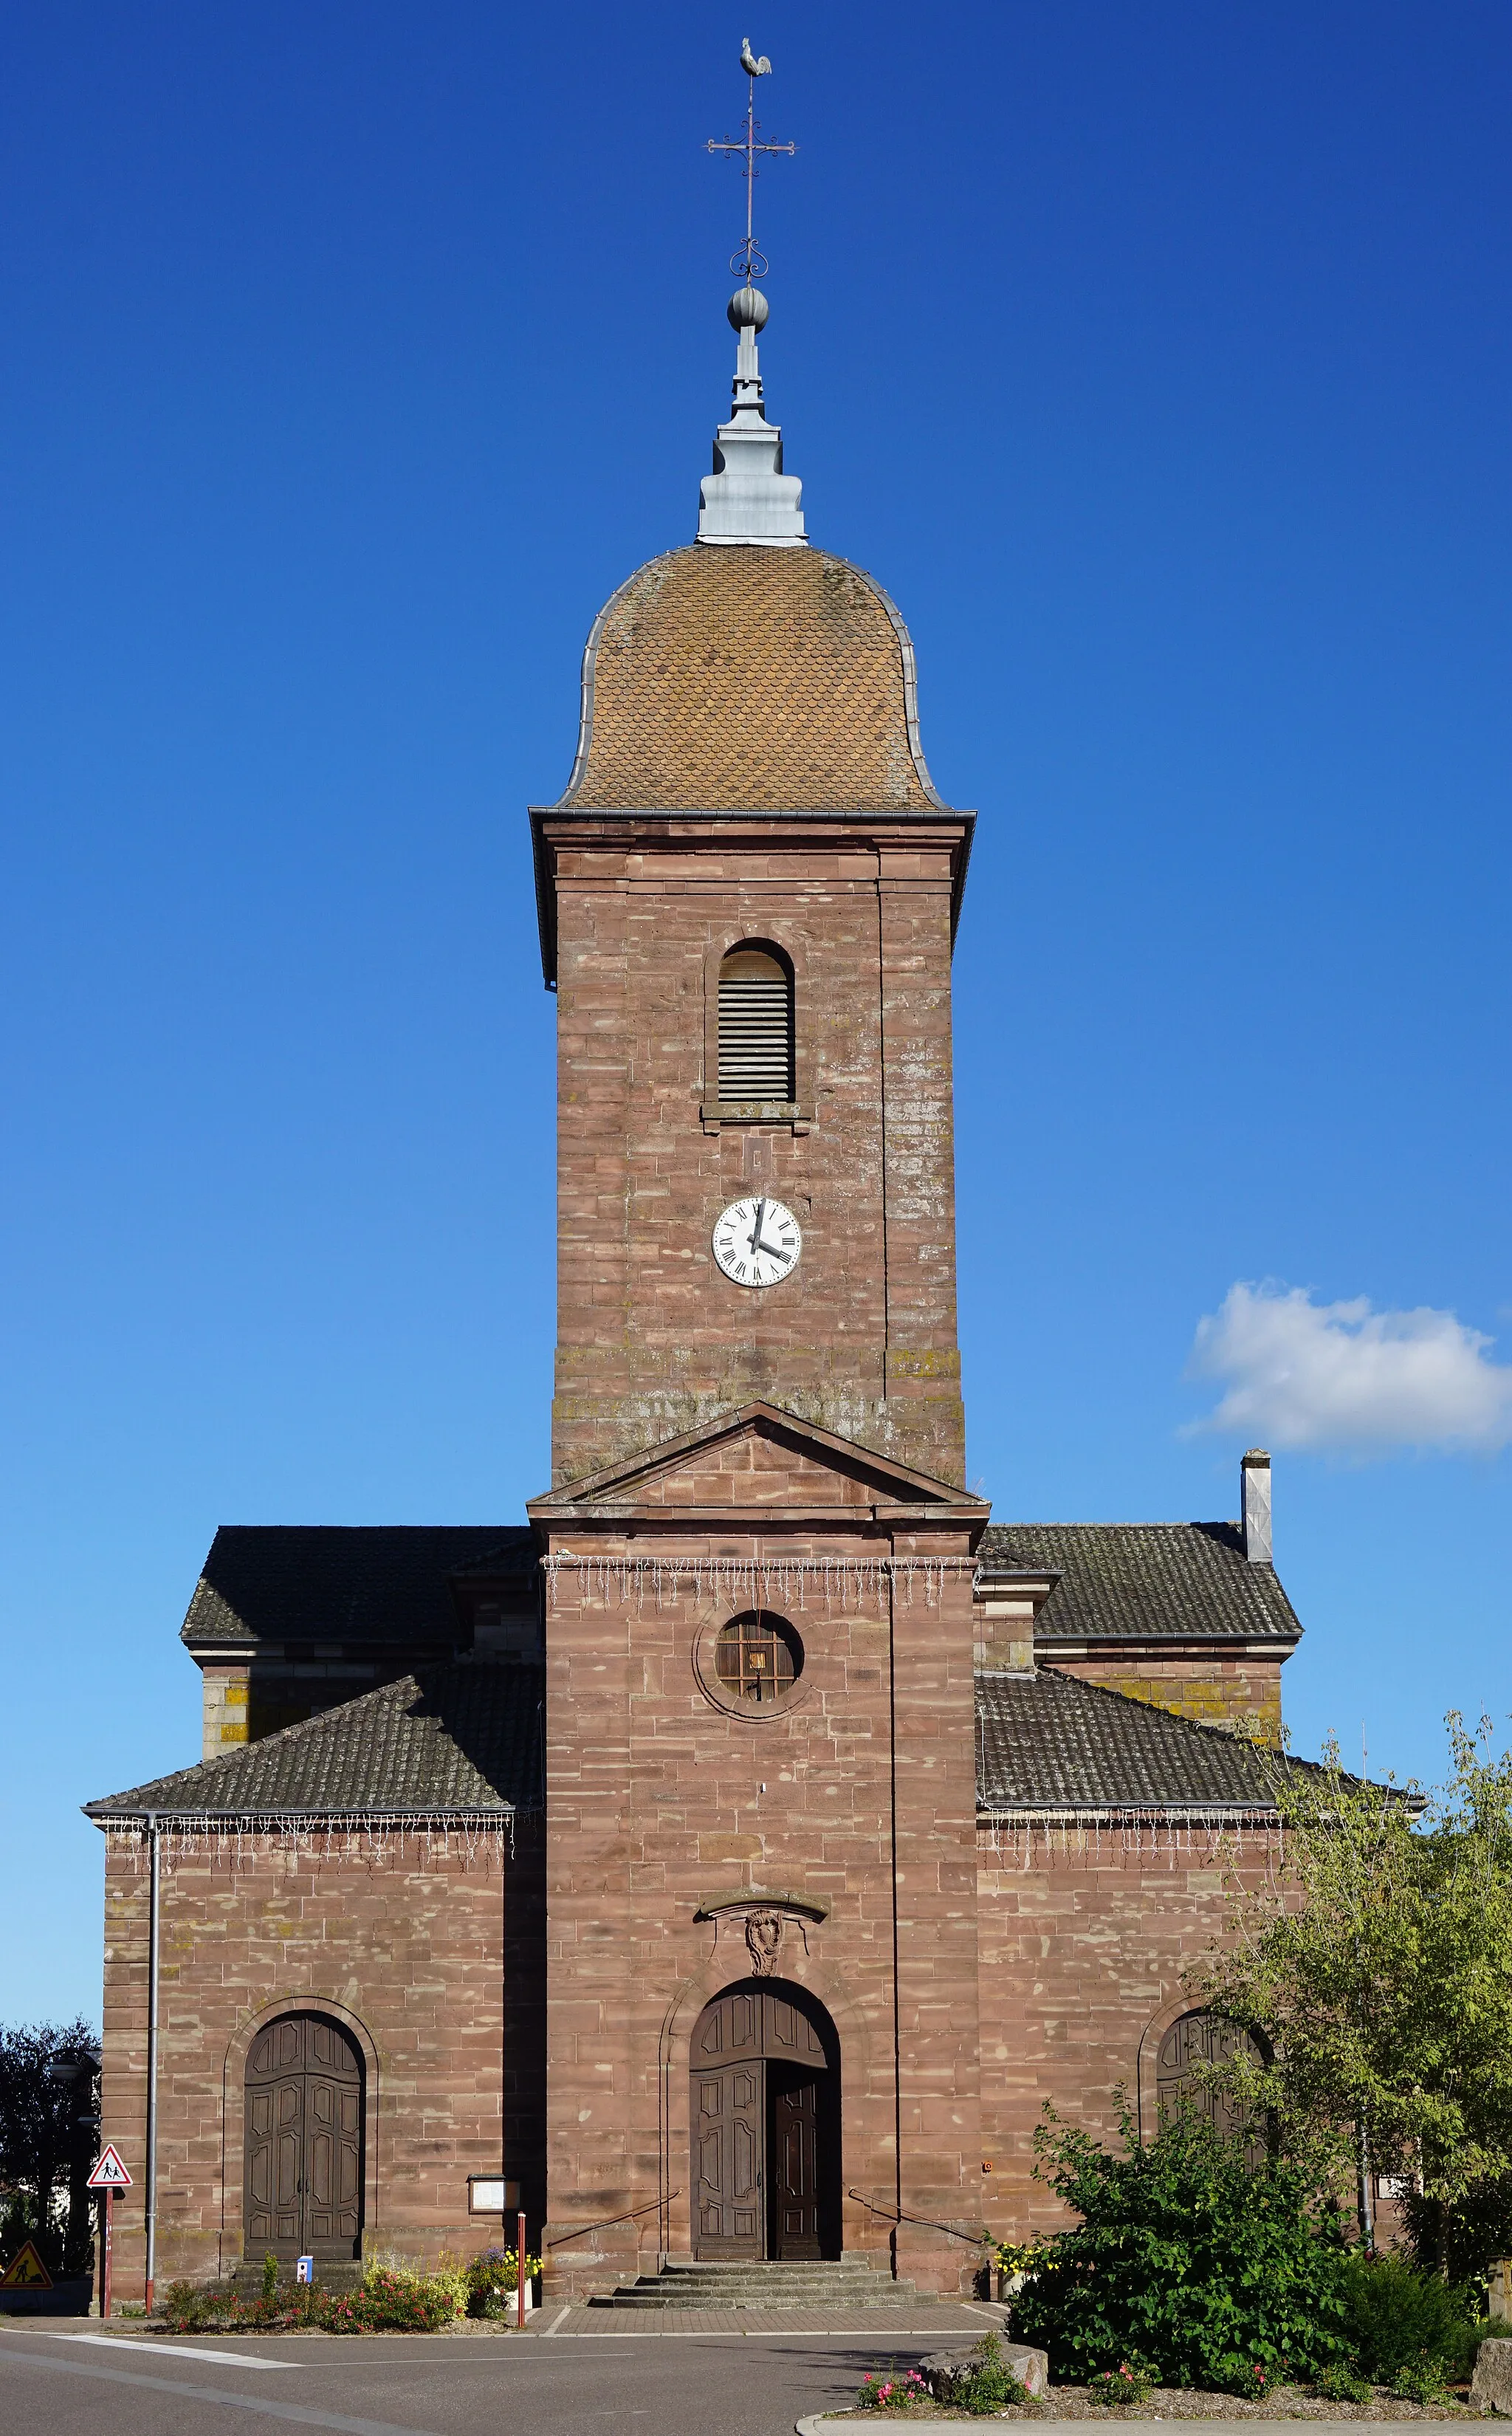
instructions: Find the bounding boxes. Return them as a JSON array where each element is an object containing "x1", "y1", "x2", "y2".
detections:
[
  {"x1": 692, "y1": 1984, "x2": 839, "y2": 2260},
  {"x1": 244, "y1": 2013, "x2": 363, "y2": 2261}
]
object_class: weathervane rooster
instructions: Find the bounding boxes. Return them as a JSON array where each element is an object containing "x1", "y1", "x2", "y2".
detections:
[{"x1": 708, "y1": 36, "x2": 794, "y2": 287}]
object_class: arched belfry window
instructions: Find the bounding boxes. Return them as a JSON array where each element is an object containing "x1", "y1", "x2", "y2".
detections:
[{"x1": 718, "y1": 945, "x2": 794, "y2": 1104}]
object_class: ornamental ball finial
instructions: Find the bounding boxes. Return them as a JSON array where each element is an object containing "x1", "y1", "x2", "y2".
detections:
[{"x1": 728, "y1": 284, "x2": 769, "y2": 332}]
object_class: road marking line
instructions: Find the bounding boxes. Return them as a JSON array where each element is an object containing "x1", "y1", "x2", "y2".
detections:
[
  {"x1": 60, "y1": 2334, "x2": 299, "y2": 2367},
  {"x1": 0, "y1": 2349, "x2": 441, "y2": 2432}
]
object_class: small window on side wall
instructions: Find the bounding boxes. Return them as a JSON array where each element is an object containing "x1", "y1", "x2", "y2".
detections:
[{"x1": 718, "y1": 944, "x2": 794, "y2": 1103}]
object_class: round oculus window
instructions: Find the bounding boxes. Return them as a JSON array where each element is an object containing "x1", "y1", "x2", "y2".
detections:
[{"x1": 715, "y1": 1610, "x2": 803, "y2": 1705}]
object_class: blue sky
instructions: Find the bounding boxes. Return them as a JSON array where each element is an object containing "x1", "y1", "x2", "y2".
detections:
[{"x1": 3, "y1": 1, "x2": 1509, "y2": 2022}]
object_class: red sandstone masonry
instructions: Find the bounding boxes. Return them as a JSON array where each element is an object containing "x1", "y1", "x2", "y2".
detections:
[
  {"x1": 98, "y1": 1829, "x2": 521, "y2": 2290},
  {"x1": 535, "y1": 1416, "x2": 986, "y2": 2299},
  {"x1": 976, "y1": 1828, "x2": 1281, "y2": 2237},
  {"x1": 546, "y1": 820, "x2": 969, "y2": 1488}
]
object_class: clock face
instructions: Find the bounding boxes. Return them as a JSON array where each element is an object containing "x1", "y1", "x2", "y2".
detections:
[{"x1": 712, "y1": 1195, "x2": 803, "y2": 1289}]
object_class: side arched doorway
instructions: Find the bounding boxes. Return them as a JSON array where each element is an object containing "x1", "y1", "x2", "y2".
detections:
[
  {"x1": 1156, "y1": 2008, "x2": 1268, "y2": 2163},
  {"x1": 244, "y1": 2012, "x2": 364, "y2": 2262},
  {"x1": 690, "y1": 1981, "x2": 840, "y2": 2262}
]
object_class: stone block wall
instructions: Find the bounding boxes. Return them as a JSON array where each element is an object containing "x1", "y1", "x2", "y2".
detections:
[
  {"x1": 540, "y1": 1510, "x2": 984, "y2": 2297},
  {"x1": 98, "y1": 1822, "x2": 535, "y2": 2294},
  {"x1": 545, "y1": 815, "x2": 969, "y2": 1488},
  {"x1": 1049, "y1": 1654, "x2": 1284, "y2": 1740},
  {"x1": 975, "y1": 1824, "x2": 1279, "y2": 2234},
  {"x1": 199, "y1": 1667, "x2": 250, "y2": 1759}
]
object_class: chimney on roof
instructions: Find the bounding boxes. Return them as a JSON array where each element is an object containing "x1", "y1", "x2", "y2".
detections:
[{"x1": 1241, "y1": 1449, "x2": 1272, "y2": 1564}]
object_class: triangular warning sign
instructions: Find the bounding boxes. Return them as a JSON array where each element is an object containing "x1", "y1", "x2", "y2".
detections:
[
  {"x1": 86, "y1": 2144, "x2": 132, "y2": 2190},
  {"x1": 0, "y1": 2241, "x2": 53, "y2": 2291}
]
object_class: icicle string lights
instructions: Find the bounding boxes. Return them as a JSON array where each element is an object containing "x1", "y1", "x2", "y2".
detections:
[
  {"x1": 543, "y1": 1551, "x2": 974, "y2": 1610},
  {"x1": 978, "y1": 1808, "x2": 1284, "y2": 1872},
  {"x1": 102, "y1": 1814, "x2": 516, "y2": 1868}
]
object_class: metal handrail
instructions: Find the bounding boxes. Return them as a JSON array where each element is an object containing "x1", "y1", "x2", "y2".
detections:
[
  {"x1": 545, "y1": 2192, "x2": 680, "y2": 2250},
  {"x1": 848, "y1": 2188, "x2": 991, "y2": 2246}
]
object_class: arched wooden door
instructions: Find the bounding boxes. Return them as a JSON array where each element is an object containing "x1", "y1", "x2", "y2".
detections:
[
  {"x1": 1156, "y1": 2008, "x2": 1268, "y2": 2161},
  {"x1": 244, "y1": 2013, "x2": 364, "y2": 2261},
  {"x1": 690, "y1": 1983, "x2": 839, "y2": 2262}
]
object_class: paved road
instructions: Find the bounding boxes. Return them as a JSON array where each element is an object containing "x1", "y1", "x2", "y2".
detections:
[{"x1": 0, "y1": 2322, "x2": 938, "y2": 2436}]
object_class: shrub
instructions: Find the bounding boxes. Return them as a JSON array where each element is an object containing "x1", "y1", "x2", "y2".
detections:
[
  {"x1": 1215, "y1": 2357, "x2": 1273, "y2": 2401},
  {"x1": 1342, "y1": 2251, "x2": 1480, "y2": 2383},
  {"x1": 1314, "y1": 2361, "x2": 1373, "y2": 2402},
  {"x1": 260, "y1": 2251, "x2": 278, "y2": 2304},
  {"x1": 1390, "y1": 2352, "x2": 1452, "y2": 2404},
  {"x1": 160, "y1": 2279, "x2": 237, "y2": 2332},
  {"x1": 159, "y1": 2260, "x2": 465, "y2": 2336},
  {"x1": 1087, "y1": 2361, "x2": 1155, "y2": 2407},
  {"x1": 1009, "y1": 2107, "x2": 1354, "y2": 2389},
  {"x1": 336, "y1": 2264, "x2": 462, "y2": 2333}
]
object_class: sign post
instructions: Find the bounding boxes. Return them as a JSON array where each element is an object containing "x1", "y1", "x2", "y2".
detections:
[
  {"x1": 517, "y1": 2211, "x2": 526, "y2": 2329},
  {"x1": 86, "y1": 2147, "x2": 133, "y2": 2322}
]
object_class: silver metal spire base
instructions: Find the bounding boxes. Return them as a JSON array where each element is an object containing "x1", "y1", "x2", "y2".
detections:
[{"x1": 697, "y1": 310, "x2": 806, "y2": 547}]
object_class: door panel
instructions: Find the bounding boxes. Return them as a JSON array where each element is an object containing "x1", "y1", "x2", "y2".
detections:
[
  {"x1": 771, "y1": 2070, "x2": 819, "y2": 2257},
  {"x1": 693, "y1": 2062, "x2": 764, "y2": 2256}
]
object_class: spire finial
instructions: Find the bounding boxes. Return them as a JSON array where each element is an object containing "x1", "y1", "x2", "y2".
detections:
[
  {"x1": 697, "y1": 45, "x2": 805, "y2": 546},
  {"x1": 706, "y1": 38, "x2": 795, "y2": 289}
]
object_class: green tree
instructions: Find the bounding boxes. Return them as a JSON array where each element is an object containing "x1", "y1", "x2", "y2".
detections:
[
  {"x1": 0, "y1": 2020, "x2": 99, "y2": 2274},
  {"x1": 1197, "y1": 1715, "x2": 1512, "y2": 2282}
]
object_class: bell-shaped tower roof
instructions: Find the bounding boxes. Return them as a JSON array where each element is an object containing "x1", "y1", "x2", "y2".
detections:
[{"x1": 554, "y1": 545, "x2": 945, "y2": 814}]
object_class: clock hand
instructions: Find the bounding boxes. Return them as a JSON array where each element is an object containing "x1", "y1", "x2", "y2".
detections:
[
  {"x1": 752, "y1": 1234, "x2": 787, "y2": 1260},
  {"x1": 745, "y1": 1197, "x2": 767, "y2": 1254}
]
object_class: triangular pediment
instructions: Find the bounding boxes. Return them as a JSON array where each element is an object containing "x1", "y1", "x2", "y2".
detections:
[{"x1": 529, "y1": 1402, "x2": 989, "y2": 1523}]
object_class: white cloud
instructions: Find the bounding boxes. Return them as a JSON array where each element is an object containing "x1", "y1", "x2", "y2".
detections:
[{"x1": 1187, "y1": 1280, "x2": 1512, "y2": 1455}]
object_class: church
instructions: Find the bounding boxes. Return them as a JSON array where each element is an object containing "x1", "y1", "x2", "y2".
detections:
[{"x1": 89, "y1": 244, "x2": 1307, "y2": 2305}]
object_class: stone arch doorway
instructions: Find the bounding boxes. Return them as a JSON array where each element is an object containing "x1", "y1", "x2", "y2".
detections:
[
  {"x1": 690, "y1": 1980, "x2": 840, "y2": 2262},
  {"x1": 244, "y1": 2011, "x2": 364, "y2": 2262}
]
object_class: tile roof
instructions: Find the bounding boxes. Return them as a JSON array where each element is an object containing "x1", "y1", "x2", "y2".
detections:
[
  {"x1": 179, "y1": 1526, "x2": 534, "y2": 1650},
  {"x1": 975, "y1": 1667, "x2": 1294, "y2": 1811},
  {"x1": 557, "y1": 548, "x2": 944, "y2": 812},
  {"x1": 978, "y1": 1523, "x2": 1300, "y2": 1645},
  {"x1": 84, "y1": 1663, "x2": 544, "y2": 1821}
]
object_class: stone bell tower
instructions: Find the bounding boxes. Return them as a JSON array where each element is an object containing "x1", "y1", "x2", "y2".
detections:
[
  {"x1": 529, "y1": 268, "x2": 989, "y2": 2299},
  {"x1": 530, "y1": 283, "x2": 977, "y2": 1492}
]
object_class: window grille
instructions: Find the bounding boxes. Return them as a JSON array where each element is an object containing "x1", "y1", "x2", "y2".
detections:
[
  {"x1": 715, "y1": 1611, "x2": 803, "y2": 1704},
  {"x1": 718, "y1": 947, "x2": 794, "y2": 1103}
]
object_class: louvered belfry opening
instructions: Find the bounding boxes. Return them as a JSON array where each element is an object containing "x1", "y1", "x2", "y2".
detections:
[{"x1": 718, "y1": 945, "x2": 794, "y2": 1103}]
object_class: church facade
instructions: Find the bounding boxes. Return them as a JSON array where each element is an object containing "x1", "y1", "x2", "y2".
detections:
[{"x1": 89, "y1": 287, "x2": 1304, "y2": 2302}]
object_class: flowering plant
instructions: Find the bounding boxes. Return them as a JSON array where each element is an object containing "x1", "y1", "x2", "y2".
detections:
[
  {"x1": 1087, "y1": 2359, "x2": 1155, "y2": 2408},
  {"x1": 855, "y1": 2367, "x2": 929, "y2": 2412}
]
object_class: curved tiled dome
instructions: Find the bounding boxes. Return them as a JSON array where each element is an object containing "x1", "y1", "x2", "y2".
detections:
[{"x1": 557, "y1": 546, "x2": 944, "y2": 812}]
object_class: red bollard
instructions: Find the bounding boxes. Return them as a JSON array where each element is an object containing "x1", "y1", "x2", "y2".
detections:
[{"x1": 517, "y1": 2211, "x2": 526, "y2": 2329}]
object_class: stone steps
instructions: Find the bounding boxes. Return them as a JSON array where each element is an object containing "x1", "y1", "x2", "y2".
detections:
[{"x1": 590, "y1": 2258, "x2": 921, "y2": 2310}]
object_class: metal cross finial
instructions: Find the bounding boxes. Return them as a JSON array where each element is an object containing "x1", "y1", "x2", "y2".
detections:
[{"x1": 706, "y1": 39, "x2": 795, "y2": 284}]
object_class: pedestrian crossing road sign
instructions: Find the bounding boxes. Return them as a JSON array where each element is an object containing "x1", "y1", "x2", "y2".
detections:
[{"x1": 86, "y1": 2144, "x2": 132, "y2": 2189}]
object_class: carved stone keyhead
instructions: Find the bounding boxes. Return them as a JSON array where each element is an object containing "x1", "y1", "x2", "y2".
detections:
[{"x1": 744, "y1": 1908, "x2": 784, "y2": 1975}]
